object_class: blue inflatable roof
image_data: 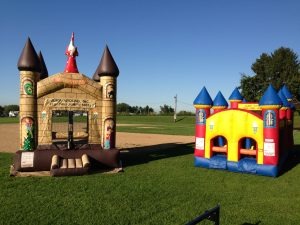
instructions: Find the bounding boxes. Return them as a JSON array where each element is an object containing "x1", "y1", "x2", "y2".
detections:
[
  {"x1": 193, "y1": 86, "x2": 213, "y2": 106},
  {"x1": 277, "y1": 89, "x2": 289, "y2": 108},
  {"x1": 213, "y1": 91, "x2": 228, "y2": 107},
  {"x1": 281, "y1": 85, "x2": 293, "y2": 100},
  {"x1": 259, "y1": 84, "x2": 282, "y2": 106},
  {"x1": 229, "y1": 87, "x2": 243, "y2": 101}
]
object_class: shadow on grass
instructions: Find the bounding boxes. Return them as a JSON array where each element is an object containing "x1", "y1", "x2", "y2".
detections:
[
  {"x1": 120, "y1": 142, "x2": 194, "y2": 167},
  {"x1": 175, "y1": 117, "x2": 185, "y2": 123},
  {"x1": 279, "y1": 144, "x2": 300, "y2": 176}
]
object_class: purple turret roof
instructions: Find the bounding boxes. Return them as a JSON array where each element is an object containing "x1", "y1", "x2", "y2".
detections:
[
  {"x1": 17, "y1": 38, "x2": 41, "y2": 72},
  {"x1": 93, "y1": 45, "x2": 119, "y2": 81}
]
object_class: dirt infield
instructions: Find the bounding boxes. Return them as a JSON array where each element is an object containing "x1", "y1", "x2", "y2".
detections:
[{"x1": 0, "y1": 124, "x2": 194, "y2": 153}]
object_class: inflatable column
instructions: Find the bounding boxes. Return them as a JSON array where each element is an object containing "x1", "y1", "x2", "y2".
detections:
[
  {"x1": 259, "y1": 85, "x2": 282, "y2": 165},
  {"x1": 17, "y1": 38, "x2": 41, "y2": 150},
  {"x1": 93, "y1": 45, "x2": 119, "y2": 149},
  {"x1": 277, "y1": 89, "x2": 289, "y2": 151},
  {"x1": 193, "y1": 87, "x2": 213, "y2": 157}
]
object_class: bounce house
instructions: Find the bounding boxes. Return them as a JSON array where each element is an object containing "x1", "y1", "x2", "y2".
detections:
[
  {"x1": 11, "y1": 33, "x2": 122, "y2": 176},
  {"x1": 193, "y1": 85, "x2": 294, "y2": 177}
]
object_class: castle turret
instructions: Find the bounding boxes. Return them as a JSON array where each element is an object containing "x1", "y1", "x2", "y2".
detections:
[
  {"x1": 212, "y1": 91, "x2": 228, "y2": 146},
  {"x1": 229, "y1": 87, "x2": 243, "y2": 109},
  {"x1": 277, "y1": 89, "x2": 289, "y2": 120},
  {"x1": 94, "y1": 45, "x2": 119, "y2": 149},
  {"x1": 280, "y1": 85, "x2": 294, "y2": 148},
  {"x1": 259, "y1": 84, "x2": 282, "y2": 166},
  {"x1": 212, "y1": 91, "x2": 228, "y2": 113},
  {"x1": 17, "y1": 38, "x2": 41, "y2": 150},
  {"x1": 38, "y1": 51, "x2": 48, "y2": 80},
  {"x1": 193, "y1": 87, "x2": 213, "y2": 157}
]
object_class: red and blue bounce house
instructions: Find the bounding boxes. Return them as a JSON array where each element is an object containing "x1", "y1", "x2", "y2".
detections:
[{"x1": 193, "y1": 84, "x2": 294, "y2": 177}]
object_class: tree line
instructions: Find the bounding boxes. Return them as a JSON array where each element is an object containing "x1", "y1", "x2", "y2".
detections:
[
  {"x1": 117, "y1": 103, "x2": 175, "y2": 115},
  {"x1": 0, "y1": 105, "x2": 19, "y2": 117},
  {"x1": 117, "y1": 103, "x2": 194, "y2": 115}
]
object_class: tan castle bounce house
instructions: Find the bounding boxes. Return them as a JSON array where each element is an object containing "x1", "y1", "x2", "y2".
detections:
[{"x1": 11, "y1": 33, "x2": 121, "y2": 176}]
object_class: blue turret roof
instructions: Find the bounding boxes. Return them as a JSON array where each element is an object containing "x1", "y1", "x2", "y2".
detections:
[
  {"x1": 277, "y1": 89, "x2": 289, "y2": 108},
  {"x1": 193, "y1": 86, "x2": 213, "y2": 106},
  {"x1": 229, "y1": 87, "x2": 243, "y2": 101},
  {"x1": 259, "y1": 84, "x2": 282, "y2": 106},
  {"x1": 213, "y1": 91, "x2": 228, "y2": 107},
  {"x1": 281, "y1": 85, "x2": 293, "y2": 100}
]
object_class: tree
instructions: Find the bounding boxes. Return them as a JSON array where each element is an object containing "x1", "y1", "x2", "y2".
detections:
[
  {"x1": 0, "y1": 106, "x2": 4, "y2": 116},
  {"x1": 144, "y1": 105, "x2": 154, "y2": 115},
  {"x1": 240, "y1": 47, "x2": 300, "y2": 101},
  {"x1": 117, "y1": 103, "x2": 131, "y2": 113},
  {"x1": 159, "y1": 104, "x2": 174, "y2": 114}
]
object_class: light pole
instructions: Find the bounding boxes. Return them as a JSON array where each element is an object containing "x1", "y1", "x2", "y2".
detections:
[{"x1": 174, "y1": 94, "x2": 177, "y2": 122}]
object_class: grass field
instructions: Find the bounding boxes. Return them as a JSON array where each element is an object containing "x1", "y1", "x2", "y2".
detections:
[
  {"x1": 0, "y1": 115, "x2": 195, "y2": 136},
  {"x1": 0, "y1": 115, "x2": 300, "y2": 224}
]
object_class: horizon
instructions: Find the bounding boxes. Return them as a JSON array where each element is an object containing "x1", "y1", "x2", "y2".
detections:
[{"x1": 1, "y1": 1, "x2": 300, "y2": 112}]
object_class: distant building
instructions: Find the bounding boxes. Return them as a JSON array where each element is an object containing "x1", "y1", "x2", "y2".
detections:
[{"x1": 9, "y1": 111, "x2": 19, "y2": 117}]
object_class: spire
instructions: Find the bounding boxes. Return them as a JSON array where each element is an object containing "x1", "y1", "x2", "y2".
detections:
[
  {"x1": 193, "y1": 86, "x2": 213, "y2": 107},
  {"x1": 213, "y1": 91, "x2": 228, "y2": 108},
  {"x1": 17, "y1": 38, "x2": 41, "y2": 72},
  {"x1": 64, "y1": 32, "x2": 79, "y2": 73},
  {"x1": 38, "y1": 51, "x2": 48, "y2": 80},
  {"x1": 259, "y1": 84, "x2": 282, "y2": 108},
  {"x1": 93, "y1": 45, "x2": 119, "y2": 81},
  {"x1": 277, "y1": 89, "x2": 289, "y2": 108},
  {"x1": 229, "y1": 87, "x2": 243, "y2": 101},
  {"x1": 281, "y1": 85, "x2": 293, "y2": 101}
]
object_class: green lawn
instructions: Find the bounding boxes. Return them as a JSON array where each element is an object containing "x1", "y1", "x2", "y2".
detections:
[
  {"x1": 117, "y1": 115, "x2": 195, "y2": 136},
  {"x1": 0, "y1": 115, "x2": 300, "y2": 224},
  {"x1": 1, "y1": 145, "x2": 300, "y2": 225}
]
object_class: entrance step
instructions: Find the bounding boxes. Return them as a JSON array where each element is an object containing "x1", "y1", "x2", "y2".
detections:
[{"x1": 50, "y1": 154, "x2": 90, "y2": 176}]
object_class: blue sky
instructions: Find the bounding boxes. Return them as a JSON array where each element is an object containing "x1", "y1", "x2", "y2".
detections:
[{"x1": 1, "y1": 0, "x2": 300, "y2": 112}]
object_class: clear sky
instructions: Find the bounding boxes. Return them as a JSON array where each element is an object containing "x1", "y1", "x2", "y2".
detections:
[{"x1": 1, "y1": 0, "x2": 300, "y2": 112}]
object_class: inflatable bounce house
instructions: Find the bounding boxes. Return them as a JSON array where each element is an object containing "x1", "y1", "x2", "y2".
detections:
[
  {"x1": 193, "y1": 85, "x2": 294, "y2": 177},
  {"x1": 10, "y1": 33, "x2": 122, "y2": 176}
]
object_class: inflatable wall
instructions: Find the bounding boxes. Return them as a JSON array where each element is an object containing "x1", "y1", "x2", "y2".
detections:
[{"x1": 193, "y1": 85, "x2": 294, "y2": 177}]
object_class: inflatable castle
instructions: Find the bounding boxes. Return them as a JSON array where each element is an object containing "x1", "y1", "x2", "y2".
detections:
[
  {"x1": 193, "y1": 85, "x2": 294, "y2": 177},
  {"x1": 11, "y1": 33, "x2": 122, "y2": 176}
]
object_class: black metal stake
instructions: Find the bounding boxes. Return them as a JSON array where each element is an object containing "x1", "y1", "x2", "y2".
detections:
[
  {"x1": 185, "y1": 204, "x2": 220, "y2": 225},
  {"x1": 67, "y1": 111, "x2": 74, "y2": 150}
]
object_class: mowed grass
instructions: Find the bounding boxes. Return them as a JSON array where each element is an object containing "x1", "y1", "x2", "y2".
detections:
[
  {"x1": 117, "y1": 116, "x2": 195, "y2": 136},
  {"x1": 1, "y1": 145, "x2": 300, "y2": 225},
  {"x1": 0, "y1": 115, "x2": 300, "y2": 224},
  {"x1": 0, "y1": 115, "x2": 195, "y2": 136}
]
